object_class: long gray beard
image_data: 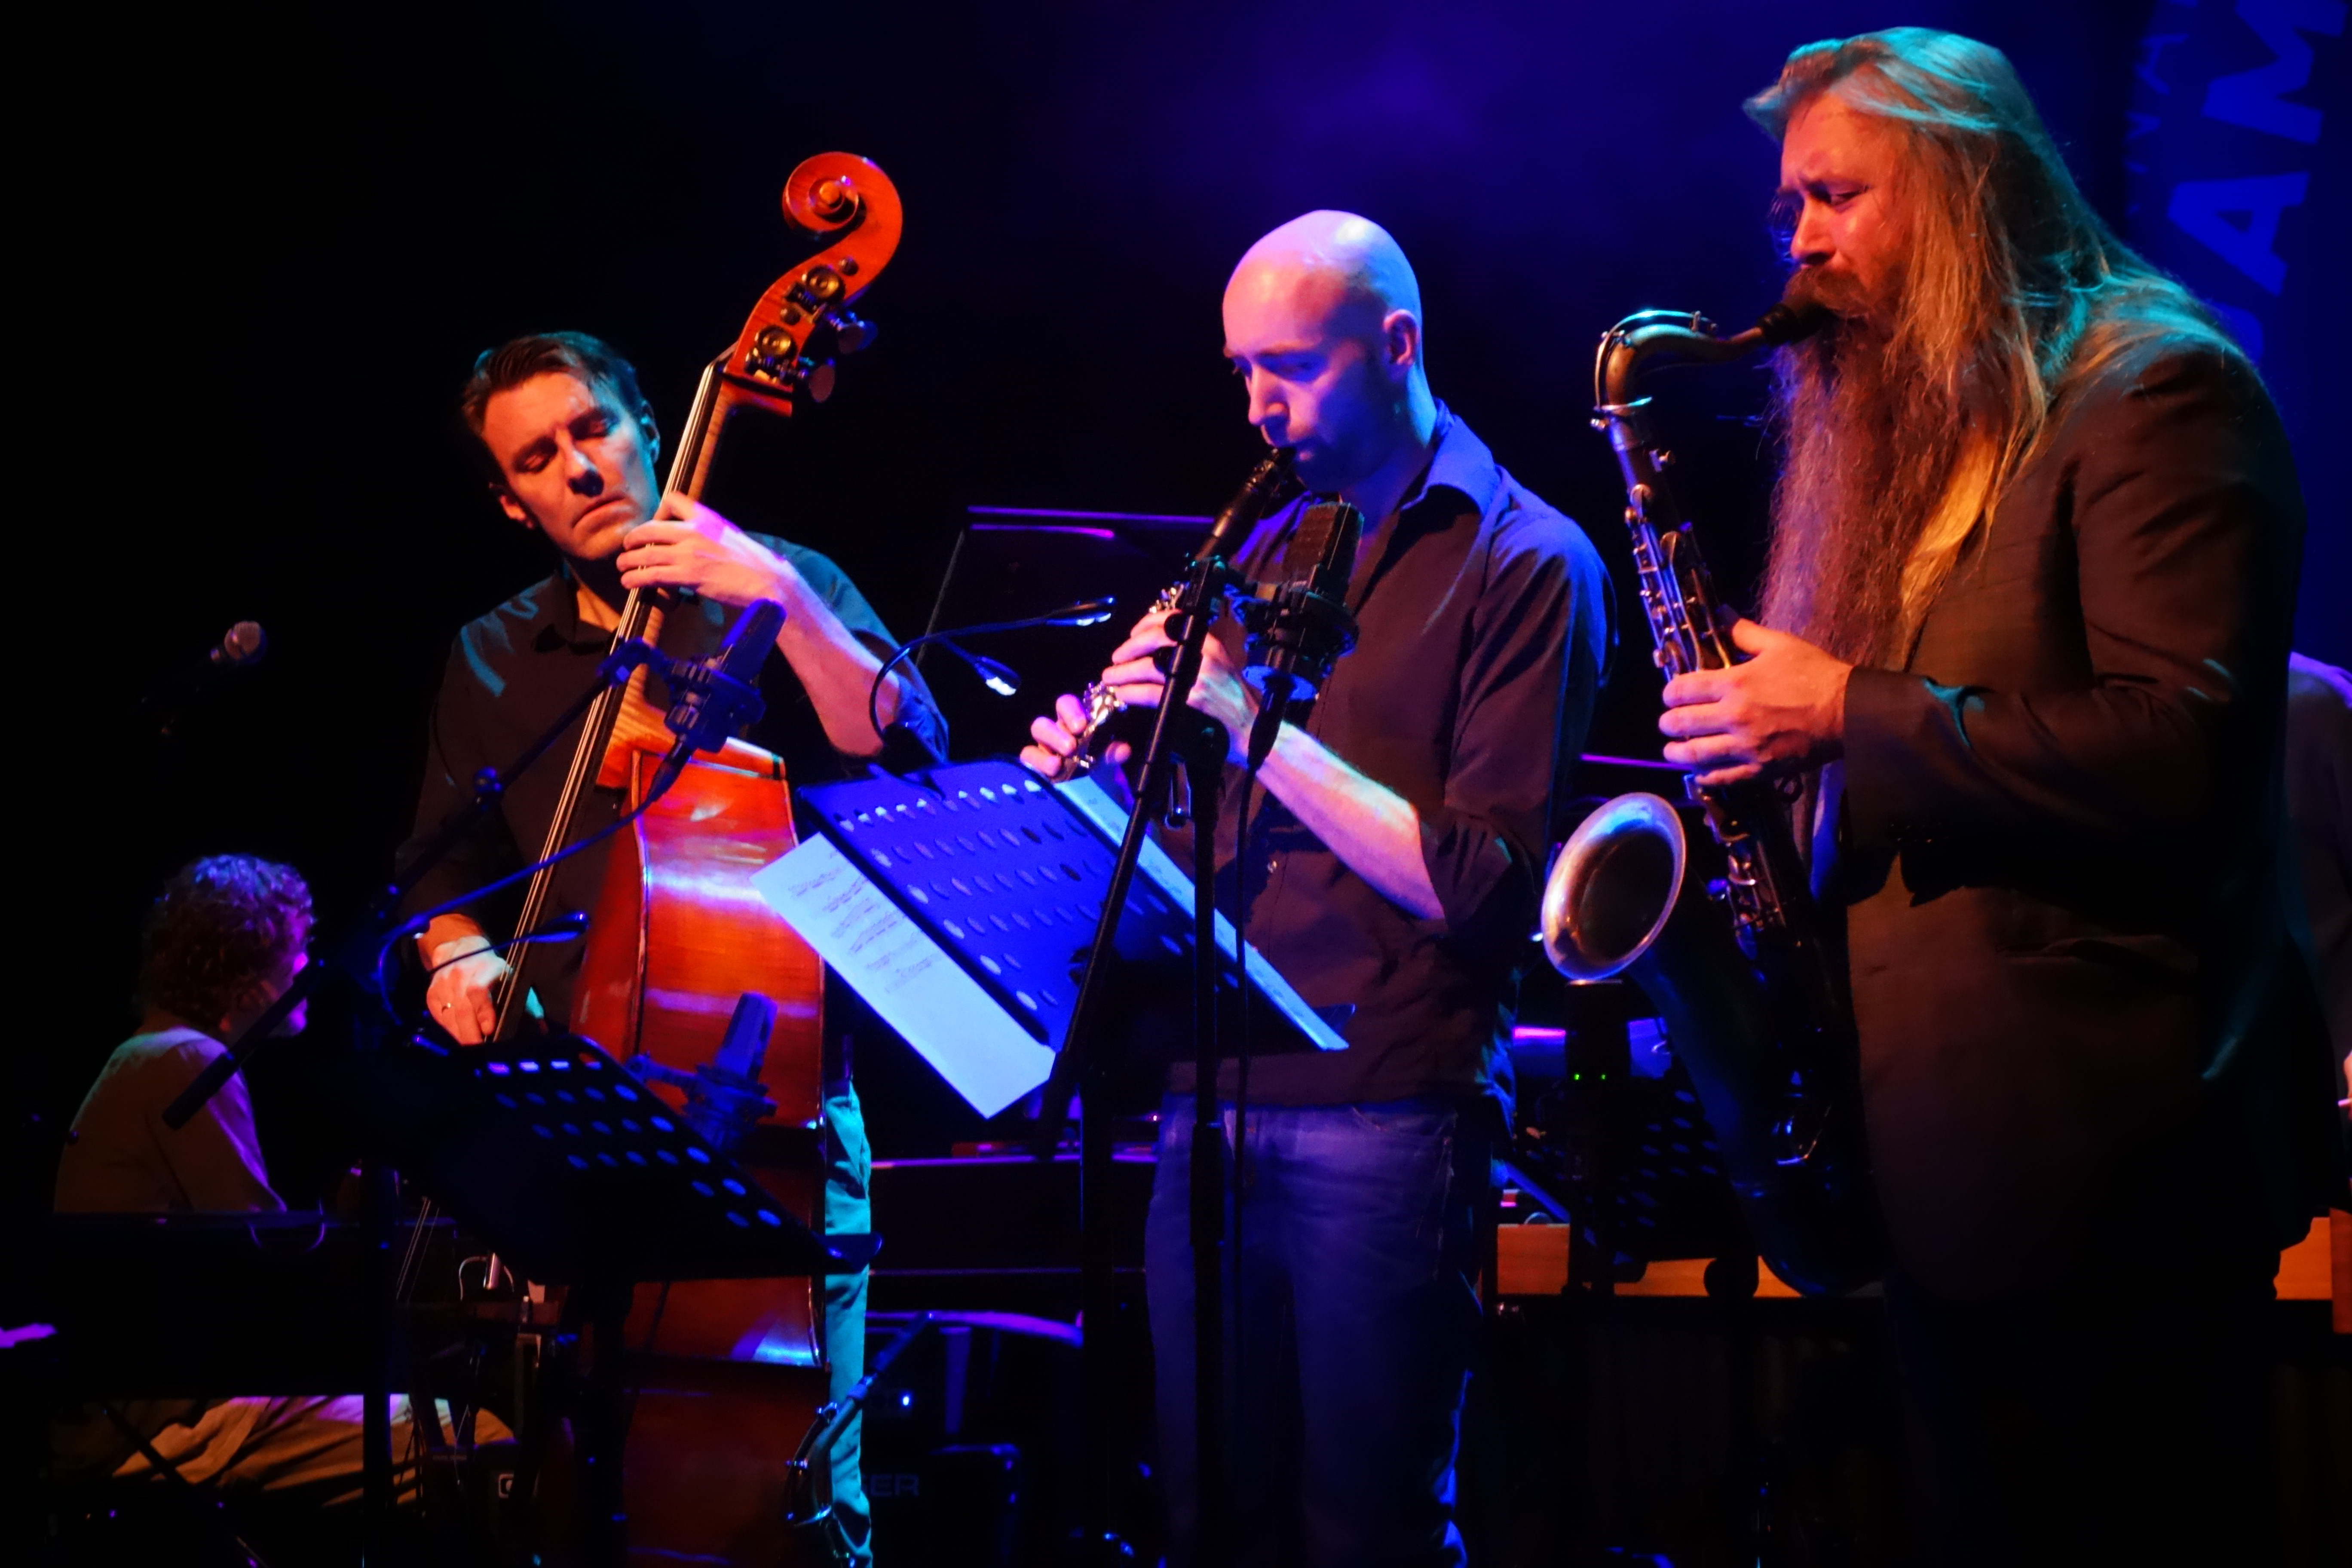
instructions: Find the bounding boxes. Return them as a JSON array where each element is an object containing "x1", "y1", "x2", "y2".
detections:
[{"x1": 1759, "y1": 318, "x2": 1966, "y2": 669}]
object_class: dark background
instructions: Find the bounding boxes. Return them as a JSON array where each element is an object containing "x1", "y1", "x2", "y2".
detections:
[{"x1": 25, "y1": 0, "x2": 2345, "y2": 1164}]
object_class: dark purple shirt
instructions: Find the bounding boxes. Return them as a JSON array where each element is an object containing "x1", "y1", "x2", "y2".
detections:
[{"x1": 1165, "y1": 409, "x2": 1611, "y2": 1118}]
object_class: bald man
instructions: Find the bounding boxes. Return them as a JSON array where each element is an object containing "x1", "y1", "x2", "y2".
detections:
[{"x1": 1027, "y1": 213, "x2": 1611, "y2": 1565}]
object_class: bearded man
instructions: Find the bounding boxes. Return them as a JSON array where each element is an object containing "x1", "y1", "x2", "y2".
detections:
[{"x1": 1657, "y1": 29, "x2": 2342, "y2": 1566}]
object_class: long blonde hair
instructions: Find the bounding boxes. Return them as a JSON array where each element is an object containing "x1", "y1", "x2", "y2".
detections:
[{"x1": 1746, "y1": 28, "x2": 2242, "y2": 664}]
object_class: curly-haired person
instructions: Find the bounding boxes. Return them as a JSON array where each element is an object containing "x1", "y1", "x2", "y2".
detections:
[
  {"x1": 51, "y1": 854, "x2": 510, "y2": 1506},
  {"x1": 57, "y1": 853, "x2": 313, "y2": 1213}
]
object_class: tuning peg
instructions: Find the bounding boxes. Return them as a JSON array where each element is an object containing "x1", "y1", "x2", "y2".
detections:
[
  {"x1": 809, "y1": 178, "x2": 857, "y2": 221},
  {"x1": 833, "y1": 311, "x2": 877, "y2": 354}
]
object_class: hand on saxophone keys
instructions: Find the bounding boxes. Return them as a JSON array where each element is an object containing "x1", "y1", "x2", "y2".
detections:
[
  {"x1": 1063, "y1": 679, "x2": 1132, "y2": 772},
  {"x1": 1023, "y1": 603, "x2": 1180, "y2": 783},
  {"x1": 1658, "y1": 617, "x2": 1853, "y2": 787}
]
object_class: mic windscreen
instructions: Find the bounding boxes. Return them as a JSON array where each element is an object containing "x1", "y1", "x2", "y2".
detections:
[
  {"x1": 715, "y1": 600, "x2": 785, "y2": 683},
  {"x1": 663, "y1": 599, "x2": 784, "y2": 758},
  {"x1": 1283, "y1": 501, "x2": 1362, "y2": 596},
  {"x1": 214, "y1": 622, "x2": 267, "y2": 667}
]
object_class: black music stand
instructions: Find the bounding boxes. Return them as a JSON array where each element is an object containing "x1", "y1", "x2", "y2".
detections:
[
  {"x1": 320, "y1": 1030, "x2": 870, "y2": 1568},
  {"x1": 772, "y1": 760, "x2": 1338, "y2": 1104},
  {"x1": 325, "y1": 1032, "x2": 870, "y2": 1286},
  {"x1": 764, "y1": 758, "x2": 1345, "y2": 1559}
]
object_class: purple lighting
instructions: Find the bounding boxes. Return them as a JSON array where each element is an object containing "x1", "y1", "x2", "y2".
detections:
[
  {"x1": 968, "y1": 506, "x2": 1211, "y2": 527},
  {"x1": 971, "y1": 522, "x2": 1118, "y2": 539},
  {"x1": 1579, "y1": 753, "x2": 1684, "y2": 772}
]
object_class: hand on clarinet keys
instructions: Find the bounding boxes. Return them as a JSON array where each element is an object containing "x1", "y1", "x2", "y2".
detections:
[{"x1": 1022, "y1": 692, "x2": 1130, "y2": 783}]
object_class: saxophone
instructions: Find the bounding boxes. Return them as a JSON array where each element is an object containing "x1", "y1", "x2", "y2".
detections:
[
  {"x1": 1540, "y1": 293, "x2": 1882, "y2": 1296},
  {"x1": 1066, "y1": 448, "x2": 1296, "y2": 771}
]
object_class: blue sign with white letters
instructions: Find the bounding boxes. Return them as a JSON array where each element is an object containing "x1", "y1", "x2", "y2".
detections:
[{"x1": 2128, "y1": 0, "x2": 2349, "y2": 662}]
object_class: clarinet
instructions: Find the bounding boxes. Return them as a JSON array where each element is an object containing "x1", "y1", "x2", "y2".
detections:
[
  {"x1": 1540, "y1": 292, "x2": 1883, "y2": 1296},
  {"x1": 1066, "y1": 448, "x2": 1295, "y2": 772}
]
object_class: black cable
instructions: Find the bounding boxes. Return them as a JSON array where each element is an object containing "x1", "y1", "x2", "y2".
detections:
[
  {"x1": 865, "y1": 599, "x2": 1119, "y2": 759},
  {"x1": 373, "y1": 766, "x2": 678, "y2": 1024},
  {"x1": 867, "y1": 639, "x2": 940, "y2": 760},
  {"x1": 1226, "y1": 696, "x2": 1280, "y2": 1489}
]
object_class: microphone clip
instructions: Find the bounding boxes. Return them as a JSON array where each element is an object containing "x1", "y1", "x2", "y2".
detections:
[
  {"x1": 600, "y1": 640, "x2": 769, "y2": 745},
  {"x1": 602, "y1": 597, "x2": 786, "y2": 767},
  {"x1": 1234, "y1": 579, "x2": 1359, "y2": 705},
  {"x1": 1232, "y1": 498, "x2": 1366, "y2": 769}
]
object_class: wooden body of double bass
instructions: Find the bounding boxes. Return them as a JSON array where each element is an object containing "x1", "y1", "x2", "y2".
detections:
[{"x1": 572, "y1": 743, "x2": 834, "y2": 1565}]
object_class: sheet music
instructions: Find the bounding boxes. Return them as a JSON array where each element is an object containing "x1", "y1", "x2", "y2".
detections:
[{"x1": 751, "y1": 835, "x2": 1057, "y2": 1118}]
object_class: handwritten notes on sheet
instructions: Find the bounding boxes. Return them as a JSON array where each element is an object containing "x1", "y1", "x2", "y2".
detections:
[{"x1": 751, "y1": 835, "x2": 1056, "y2": 1118}]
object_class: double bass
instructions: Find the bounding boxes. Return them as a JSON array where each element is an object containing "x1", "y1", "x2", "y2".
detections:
[{"x1": 488, "y1": 153, "x2": 902, "y2": 1564}]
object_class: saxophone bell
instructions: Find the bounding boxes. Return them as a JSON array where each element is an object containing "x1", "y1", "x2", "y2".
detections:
[{"x1": 1540, "y1": 792, "x2": 1686, "y2": 983}]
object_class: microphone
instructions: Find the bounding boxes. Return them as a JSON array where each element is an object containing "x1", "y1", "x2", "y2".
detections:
[
  {"x1": 214, "y1": 621, "x2": 268, "y2": 668},
  {"x1": 668, "y1": 599, "x2": 784, "y2": 749},
  {"x1": 138, "y1": 620, "x2": 270, "y2": 738},
  {"x1": 1238, "y1": 500, "x2": 1363, "y2": 769},
  {"x1": 638, "y1": 599, "x2": 785, "y2": 798}
]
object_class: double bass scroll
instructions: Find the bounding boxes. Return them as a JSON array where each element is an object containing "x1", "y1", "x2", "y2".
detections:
[{"x1": 668, "y1": 153, "x2": 906, "y2": 499}]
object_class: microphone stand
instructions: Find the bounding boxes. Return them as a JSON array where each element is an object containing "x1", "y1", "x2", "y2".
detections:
[{"x1": 1030, "y1": 553, "x2": 1239, "y2": 1566}]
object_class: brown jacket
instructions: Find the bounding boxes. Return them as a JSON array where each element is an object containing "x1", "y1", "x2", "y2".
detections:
[{"x1": 1833, "y1": 341, "x2": 2340, "y2": 1297}]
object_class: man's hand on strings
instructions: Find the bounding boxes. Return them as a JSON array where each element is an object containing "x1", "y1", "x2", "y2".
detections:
[
  {"x1": 616, "y1": 494, "x2": 805, "y2": 611},
  {"x1": 421, "y1": 920, "x2": 513, "y2": 1046},
  {"x1": 1659, "y1": 618, "x2": 1851, "y2": 787}
]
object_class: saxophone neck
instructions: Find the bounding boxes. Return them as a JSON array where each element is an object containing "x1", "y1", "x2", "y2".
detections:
[{"x1": 1593, "y1": 298, "x2": 1831, "y2": 410}]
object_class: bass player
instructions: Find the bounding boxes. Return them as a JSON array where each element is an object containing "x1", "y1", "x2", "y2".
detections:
[{"x1": 404, "y1": 331, "x2": 944, "y2": 1567}]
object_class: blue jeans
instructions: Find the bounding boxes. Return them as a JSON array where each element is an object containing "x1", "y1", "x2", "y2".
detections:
[
  {"x1": 1145, "y1": 1095, "x2": 1492, "y2": 1568},
  {"x1": 823, "y1": 1084, "x2": 873, "y2": 1568}
]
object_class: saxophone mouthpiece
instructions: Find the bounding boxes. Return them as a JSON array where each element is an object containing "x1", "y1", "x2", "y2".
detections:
[{"x1": 1758, "y1": 277, "x2": 1833, "y2": 346}]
